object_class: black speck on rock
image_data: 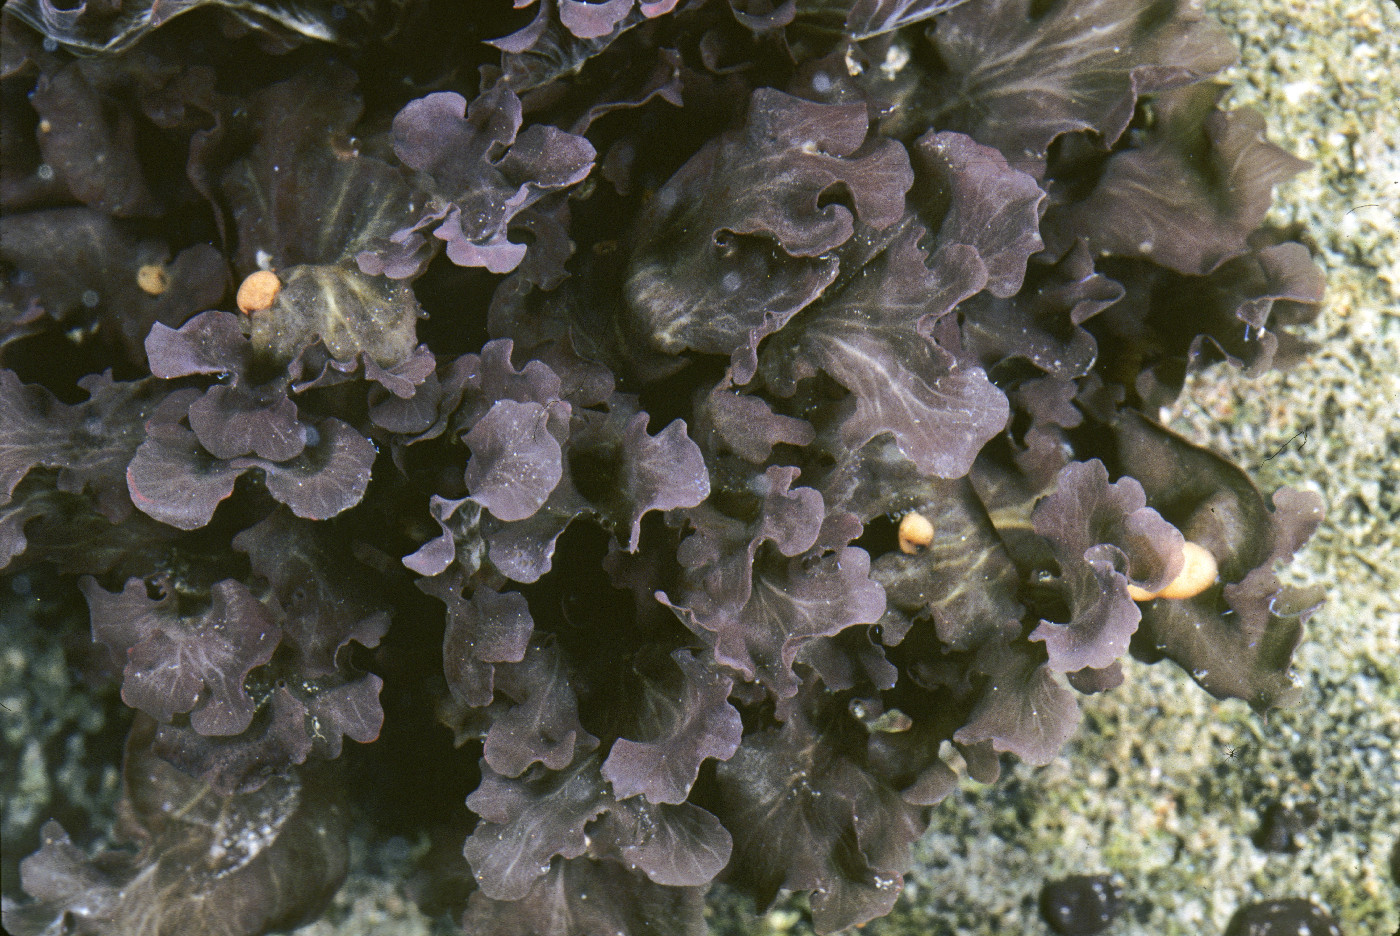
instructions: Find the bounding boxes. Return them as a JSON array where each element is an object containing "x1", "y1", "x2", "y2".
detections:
[
  {"x1": 1039, "y1": 874, "x2": 1123, "y2": 935},
  {"x1": 1224, "y1": 899, "x2": 1342, "y2": 936},
  {"x1": 1251, "y1": 801, "x2": 1319, "y2": 853}
]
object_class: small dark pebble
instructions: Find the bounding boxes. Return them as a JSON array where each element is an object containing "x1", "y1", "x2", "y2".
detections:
[
  {"x1": 1390, "y1": 839, "x2": 1399, "y2": 886},
  {"x1": 1251, "y1": 801, "x2": 1319, "y2": 853},
  {"x1": 1223, "y1": 899, "x2": 1342, "y2": 936},
  {"x1": 1039, "y1": 874, "x2": 1123, "y2": 935}
]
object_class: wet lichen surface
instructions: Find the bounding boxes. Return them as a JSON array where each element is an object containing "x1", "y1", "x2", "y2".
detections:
[
  {"x1": 1, "y1": 0, "x2": 1397, "y2": 934},
  {"x1": 708, "y1": 0, "x2": 1400, "y2": 933}
]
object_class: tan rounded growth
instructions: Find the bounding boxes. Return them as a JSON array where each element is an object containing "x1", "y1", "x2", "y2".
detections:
[
  {"x1": 1127, "y1": 540, "x2": 1219, "y2": 601},
  {"x1": 897, "y1": 511, "x2": 934, "y2": 555},
  {"x1": 136, "y1": 263, "x2": 170, "y2": 296},
  {"x1": 1158, "y1": 541, "x2": 1219, "y2": 599},
  {"x1": 236, "y1": 269, "x2": 281, "y2": 314}
]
